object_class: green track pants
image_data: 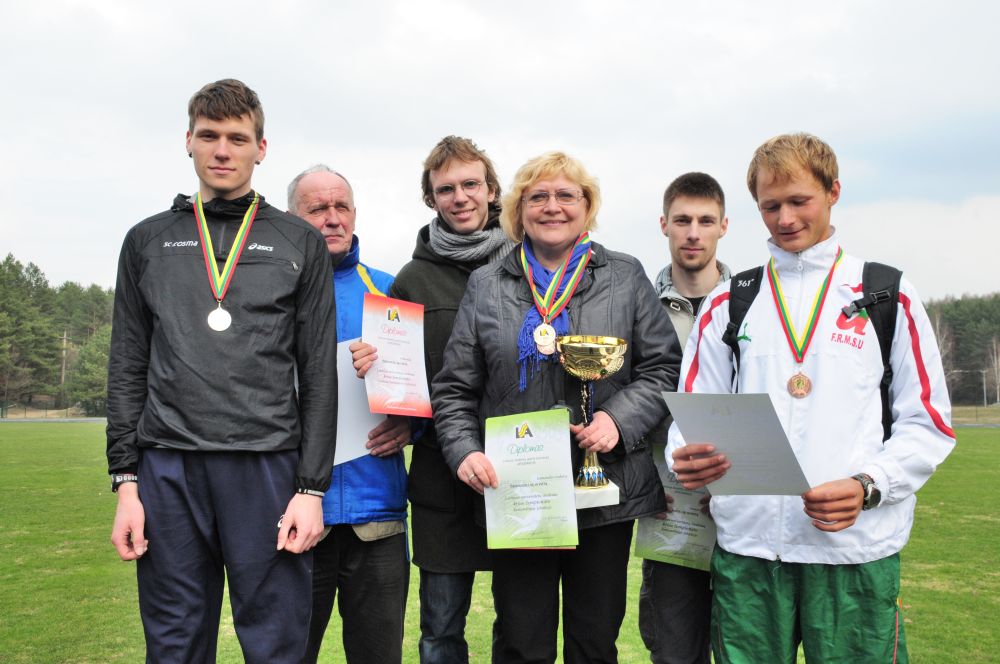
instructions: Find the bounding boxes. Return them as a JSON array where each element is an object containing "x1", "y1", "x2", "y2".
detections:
[{"x1": 711, "y1": 547, "x2": 907, "y2": 664}]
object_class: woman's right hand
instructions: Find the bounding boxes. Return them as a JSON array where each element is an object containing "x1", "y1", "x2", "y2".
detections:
[
  {"x1": 349, "y1": 341, "x2": 378, "y2": 378},
  {"x1": 457, "y1": 451, "x2": 498, "y2": 495}
]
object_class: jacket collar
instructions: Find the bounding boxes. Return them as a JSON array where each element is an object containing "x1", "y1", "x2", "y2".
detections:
[
  {"x1": 334, "y1": 236, "x2": 361, "y2": 274},
  {"x1": 654, "y1": 261, "x2": 732, "y2": 305},
  {"x1": 172, "y1": 190, "x2": 266, "y2": 219},
  {"x1": 502, "y1": 240, "x2": 608, "y2": 302},
  {"x1": 501, "y1": 239, "x2": 608, "y2": 276},
  {"x1": 767, "y1": 228, "x2": 841, "y2": 273}
]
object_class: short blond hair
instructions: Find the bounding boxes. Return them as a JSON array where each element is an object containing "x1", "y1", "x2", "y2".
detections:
[
  {"x1": 747, "y1": 133, "x2": 839, "y2": 202},
  {"x1": 500, "y1": 152, "x2": 601, "y2": 242}
]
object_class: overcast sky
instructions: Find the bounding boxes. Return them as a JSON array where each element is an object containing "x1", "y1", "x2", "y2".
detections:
[{"x1": 2, "y1": 0, "x2": 997, "y2": 300}]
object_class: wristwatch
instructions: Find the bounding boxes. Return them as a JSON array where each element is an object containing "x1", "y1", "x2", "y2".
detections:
[
  {"x1": 111, "y1": 473, "x2": 138, "y2": 492},
  {"x1": 851, "y1": 473, "x2": 881, "y2": 511}
]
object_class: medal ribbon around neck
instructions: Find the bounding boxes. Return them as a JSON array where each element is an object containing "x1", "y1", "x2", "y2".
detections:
[
  {"x1": 519, "y1": 232, "x2": 593, "y2": 324},
  {"x1": 193, "y1": 192, "x2": 260, "y2": 304},
  {"x1": 767, "y1": 247, "x2": 843, "y2": 363}
]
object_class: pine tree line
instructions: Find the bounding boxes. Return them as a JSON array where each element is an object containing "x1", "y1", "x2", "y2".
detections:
[
  {"x1": 1, "y1": 253, "x2": 114, "y2": 416},
  {"x1": 1, "y1": 252, "x2": 997, "y2": 416},
  {"x1": 927, "y1": 294, "x2": 1000, "y2": 407}
]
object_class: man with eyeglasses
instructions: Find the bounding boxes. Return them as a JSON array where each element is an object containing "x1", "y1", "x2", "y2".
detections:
[
  {"x1": 352, "y1": 136, "x2": 513, "y2": 663},
  {"x1": 287, "y1": 165, "x2": 409, "y2": 664},
  {"x1": 639, "y1": 172, "x2": 731, "y2": 664}
]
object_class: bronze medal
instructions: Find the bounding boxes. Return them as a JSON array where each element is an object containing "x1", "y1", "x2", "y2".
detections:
[
  {"x1": 520, "y1": 237, "x2": 594, "y2": 362},
  {"x1": 767, "y1": 248, "x2": 843, "y2": 401},
  {"x1": 787, "y1": 372, "x2": 812, "y2": 398},
  {"x1": 533, "y1": 323, "x2": 556, "y2": 354}
]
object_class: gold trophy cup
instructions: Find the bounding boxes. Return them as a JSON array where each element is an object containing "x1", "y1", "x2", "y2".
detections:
[{"x1": 557, "y1": 335, "x2": 627, "y2": 508}]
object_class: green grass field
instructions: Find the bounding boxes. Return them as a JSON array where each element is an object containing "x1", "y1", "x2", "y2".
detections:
[{"x1": 1, "y1": 423, "x2": 997, "y2": 663}]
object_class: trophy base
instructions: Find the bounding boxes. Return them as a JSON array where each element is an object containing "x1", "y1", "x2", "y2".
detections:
[{"x1": 574, "y1": 481, "x2": 620, "y2": 509}]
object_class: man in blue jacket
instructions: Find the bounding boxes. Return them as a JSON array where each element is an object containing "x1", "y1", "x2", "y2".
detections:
[{"x1": 288, "y1": 165, "x2": 410, "y2": 664}]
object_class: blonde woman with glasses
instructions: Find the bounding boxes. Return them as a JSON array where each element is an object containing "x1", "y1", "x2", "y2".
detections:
[{"x1": 432, "y1": 152, "x2": 680, "y2": 663}]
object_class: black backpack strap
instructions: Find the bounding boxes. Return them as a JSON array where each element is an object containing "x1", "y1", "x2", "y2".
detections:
[
  {"x1": 842, "y1": 261, "x2": 902, "y2": 441},
  {"x1": 722, "y1": 266, "x2": 764, "y2": 386}
]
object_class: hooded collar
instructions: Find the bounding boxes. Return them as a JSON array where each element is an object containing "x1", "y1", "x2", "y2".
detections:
[{"x1": 654, "y1": 261, "x2": 732, "y2": 305}]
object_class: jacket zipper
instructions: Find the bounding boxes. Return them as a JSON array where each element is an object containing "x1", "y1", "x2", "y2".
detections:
[
  {"x1": 778, "y1": 254, "x2": 806, "y2": 561},
  {"x1": 215, "y1": 223, "x2": 227, "y2": 260}
]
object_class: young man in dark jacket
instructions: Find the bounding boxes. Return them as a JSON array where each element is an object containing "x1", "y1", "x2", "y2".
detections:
[
  {"x1": 353, "y1": 136, "x2": 513, "y2": 663},
  {"x1": 106, "y1": 79, "x2": 337, "y2": 664}
]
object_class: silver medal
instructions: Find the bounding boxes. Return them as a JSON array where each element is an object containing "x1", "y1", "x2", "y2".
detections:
[{"x1": 207, "y1": 306, "x2": 232, "y2": 332}]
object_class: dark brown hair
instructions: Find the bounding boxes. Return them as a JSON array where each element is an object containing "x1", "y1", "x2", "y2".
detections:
[
  {"x1": 663, "y1": 172, "x2": 725, "y2": 217},
  {"x1": 187, "y1": 79, "x2": 265, "y2": 142}
]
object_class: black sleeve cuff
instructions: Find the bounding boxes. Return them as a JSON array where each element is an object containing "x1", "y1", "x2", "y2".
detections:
[{"x1": 294, "y1": 473, "x2": 332, "y2": 494}]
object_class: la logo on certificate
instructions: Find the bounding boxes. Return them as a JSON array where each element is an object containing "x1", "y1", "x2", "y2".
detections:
[{"x1": 361, "y1": 293, "x2": 432, "y2": 418}]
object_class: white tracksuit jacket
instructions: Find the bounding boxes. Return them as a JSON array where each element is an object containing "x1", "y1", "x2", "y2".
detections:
[{"x1": 666, "y1": 233, "x2": 955, "y2": 565}]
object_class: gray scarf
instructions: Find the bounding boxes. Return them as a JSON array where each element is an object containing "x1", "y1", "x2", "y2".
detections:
[{"x1": 428, "y1": 213, "x2": 515, "y2": 265}]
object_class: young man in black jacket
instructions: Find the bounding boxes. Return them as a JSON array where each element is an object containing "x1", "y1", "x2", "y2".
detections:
[{"x1": 106, "y1": 79, "x2": 337, "y2": 664}]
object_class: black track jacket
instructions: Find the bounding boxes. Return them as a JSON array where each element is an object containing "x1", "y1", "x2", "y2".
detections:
[{"x1": 106, "y1": 192, "x2": 338, "y2": 492}]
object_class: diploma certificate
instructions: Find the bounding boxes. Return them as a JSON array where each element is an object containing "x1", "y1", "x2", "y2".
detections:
[
  {"x1": 484, "y1": 409, "x2": 579, "y2": 549},
  {"x1": 334, "y1": 338, "x2": 385, "y2": 466},
  {"x1": 361, "y1": 293, "x2": 432, "y2": 418},
  {"x1": 663, "y1": 392, "x2": 812, "y2": 495},
  {"x1": 634, "y1": 444, "x2": 717, "y2": 571}
]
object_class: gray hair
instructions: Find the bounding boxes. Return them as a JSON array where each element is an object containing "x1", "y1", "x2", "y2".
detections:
[{"x1": 286, "y1": 164, "x2": 354, "y2": 212}]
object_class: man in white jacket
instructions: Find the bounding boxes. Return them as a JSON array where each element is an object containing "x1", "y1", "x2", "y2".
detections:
[{"x1": 667, "y1": 133, "x2": 955, "y2": 663}]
